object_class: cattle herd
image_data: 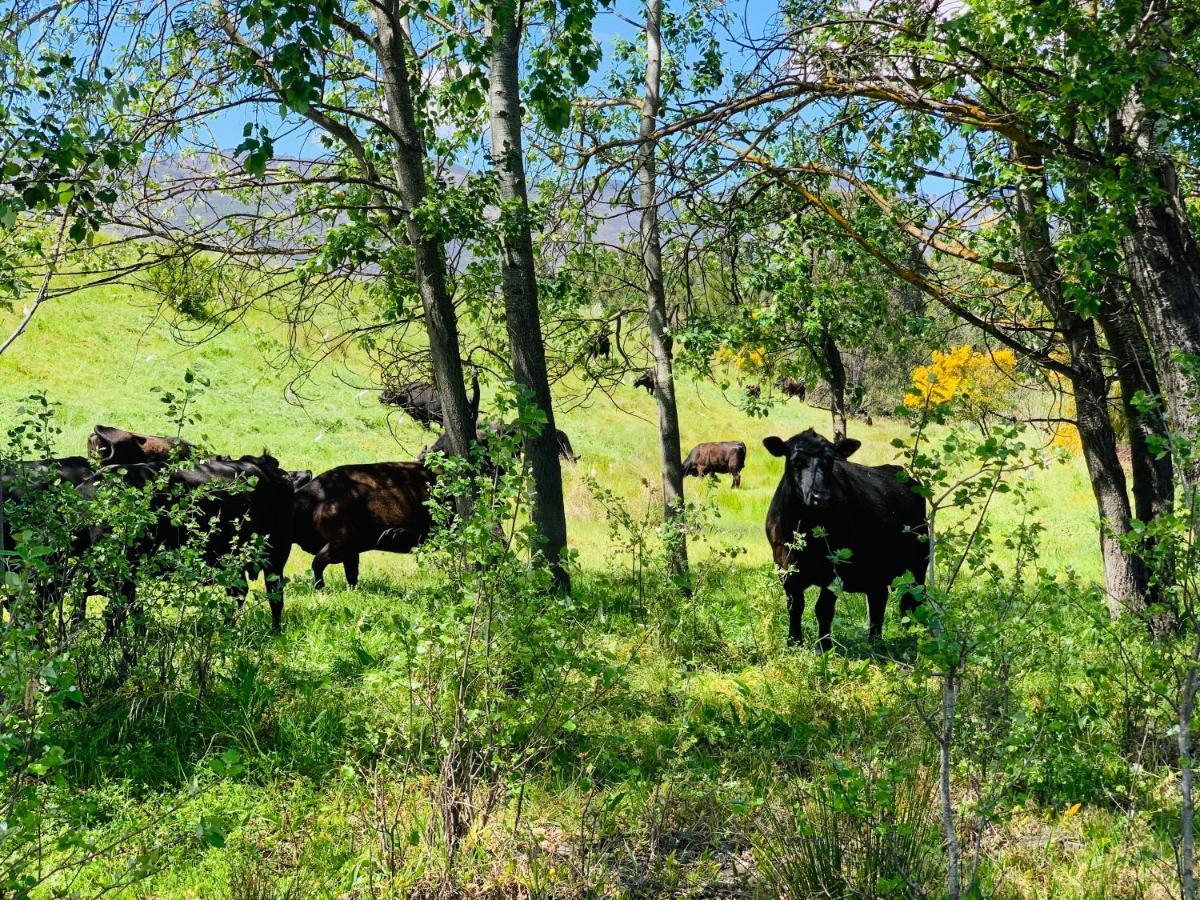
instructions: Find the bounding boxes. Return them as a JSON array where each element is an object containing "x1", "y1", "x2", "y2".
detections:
[{"x1": 1, "y1": 410, "x2": 929, "y2": 648}]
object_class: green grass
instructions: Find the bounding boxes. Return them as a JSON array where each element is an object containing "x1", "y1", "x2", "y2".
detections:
[{"x1": 1, "y1": 282, "x2": 1165, "y2": 898}]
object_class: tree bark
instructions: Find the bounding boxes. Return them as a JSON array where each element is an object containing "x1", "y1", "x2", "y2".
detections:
[
  {"x1": 1097, "y1": 281, "x2": 1174, "y2": 524},
  {"x1": 1096, "y1": 281, "x2": 1176, "y2": 626},
  {"x1": 369, "y1": 0, "x2": 475, "y2": 486},
  {"x1": 941, "y1": 670, "x2": 962, "y2": 900},
  {"x1": 636, "y1": 0, "x2": 689, "y2": 583},
  {"x1": 1180, "y1": 656, "x2": 1199, "y2": 900},
  {"x1": 1013, "y1": 146, "x2": 1148, "y2": 616},
  {"x1": 820, "y1": 330, "x2": 849, "y2": 441},
  {"x1": 1112, "y1": 43, "x2": 1200, "y2": 492},
  {"x1": 1121, "y1": 159, "x2": 1200, "y2": 489},
  {"x1": 485, "y1": 0, "x2": 570, "y2": 588}
]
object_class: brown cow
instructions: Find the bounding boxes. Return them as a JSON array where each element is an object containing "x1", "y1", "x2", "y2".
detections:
[
  {"x1": 291, "y1": 462, "x2": 436, "y2": 589},
  {"x1": 682, "y1": 441, "x2": 747, "y2": 488},
  {"x1": 777, "y1": 378, "x2": 807, "y2": 402},
  {"x1": 88, "y1": 425, "x2": 193, "y2": 465}
]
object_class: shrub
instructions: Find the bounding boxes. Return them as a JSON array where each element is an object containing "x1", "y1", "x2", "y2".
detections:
[
  {"x1": 753, "y1": 753, "x2": 941, "y2": 898},
  {"x1": 905, "y1": 344, "x2": 1019, "y2": 430}
]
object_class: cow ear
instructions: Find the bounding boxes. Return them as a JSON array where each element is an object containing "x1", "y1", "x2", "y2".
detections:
[
  {"x1": 763, "y1": 436, "x2": 787, "y2": 457},
  {"x1": 834, "y1": 437, "x2": 862, "y2": 459}
]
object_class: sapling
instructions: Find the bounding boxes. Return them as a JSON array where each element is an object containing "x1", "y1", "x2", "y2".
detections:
[{"x1": 896, "y1": 396, "x2": 1048, "y2": 899}]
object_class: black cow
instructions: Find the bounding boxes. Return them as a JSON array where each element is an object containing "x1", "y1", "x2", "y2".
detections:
[
  {"x1": 682, "y1": 441, "x2": 747, "y2": 488},
  {"x1": 1, "y1": 456, "x2": 94, "y2": 494},
  {"x1": 419, "y1": 422, "x2": 579, "y2": 465},
  {"x1": 1, "y1": 456, "x2": 94, "y2": 546},
  {"x1": 0, "y1": 457, "x2": 96, "y2": 627},
  {"x1": 287, "y1": 469, "x2": 314, "y2": 490},
  {"x1": 380, "y1": 370, "x2": 480, "y2": 430},
  {"x1": 586, "y1": 331, "x2": 611, "y2": 361},
  {"x1": 79, "y1": 454, "x2": 296, "y2": 631},
  {"x1": 88, "y1": 425, "x2": 193, "y2": 465},
  {"x1": 764, "y1": 429, "x2": 927, "y2": 651},
  {"x1": 633, "y1": 369, "x2": 657, "y2": 394},
  {"x1": 292, "y1": 462, "x2": 436, "y2": 589}
]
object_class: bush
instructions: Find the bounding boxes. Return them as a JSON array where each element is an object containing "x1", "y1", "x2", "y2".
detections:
[
  {"x1": 753, "y1": 753, "x2": 941, "y2": 898},
  {"x1": 904, "y1": 344, "x2": 1019, "y2": 430},
  {"x1": 0, "y1": 394, "x2": 257, "y2": 894}
]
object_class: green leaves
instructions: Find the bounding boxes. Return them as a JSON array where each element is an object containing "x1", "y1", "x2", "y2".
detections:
[
  {"x1": 234, "y1": 123, "x2": 276, "y2": 177},
  {"x1": 523, "y1": 0, "x2": 605, "y2": 133}
]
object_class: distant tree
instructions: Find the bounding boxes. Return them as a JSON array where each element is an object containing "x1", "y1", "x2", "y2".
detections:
[{"x1": 731, "y1": 193, "x2": 918, "y2": 439}]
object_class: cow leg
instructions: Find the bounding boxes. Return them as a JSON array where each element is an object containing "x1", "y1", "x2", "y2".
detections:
[
  {"x1": 815, "y1": 587, "x2": 837, "y2": 653},
  {"x1": 343, "y1": 553, "x2": 360, "y2": 589},
  {"x1": 867, "y1": 587, "x2": 887, "y2": 642},
  {"x1": 783, "y1": 573, "x2": 806, "y2": 645},
  {"x1": 732, "y1": 469, "x2": 742, "y2": 489},
  {"x1": 312, "y1": 544, "x2": 334, "y2": 590},
  {"x1": 265, "y1": 573, "x2": 284, "y2": 633},
  {"x1": 228, "y1": 578, "x2": 248, "y2": 613},
  {"x1": 104, "y1": 578, "x2": 143, "y2": 680}
]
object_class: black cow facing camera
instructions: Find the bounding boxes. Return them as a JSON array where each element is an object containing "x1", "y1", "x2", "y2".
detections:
[{"x1": 763, "y1": 429, "x2": 927, "y2": 651}]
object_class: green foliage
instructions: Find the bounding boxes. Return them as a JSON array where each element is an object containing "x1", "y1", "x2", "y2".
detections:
[
  {"x1": 0, "y1": 391, "x2": 267, "y2": 894},
  {"x1": 0, "y1": 288, "x2": 1181, "y2": 895},
  {"x1": 0, "y1": 12, "x2": 142, "y2": 303},
  {"x1": 754, "y1": 751, "x2": 942, "y2": 898}
]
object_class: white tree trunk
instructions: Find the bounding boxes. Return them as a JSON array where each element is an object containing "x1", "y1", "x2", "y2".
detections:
[{"x1": 636, "y1": 0, "x2": 688, "y2": 582}]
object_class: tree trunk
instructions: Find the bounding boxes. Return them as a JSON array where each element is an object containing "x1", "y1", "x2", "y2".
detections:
[
  {"x1": 485, "y1": 0, "x2": 570, "y2": 588},
  {"x1": 1096, "y1": 282, "x2": 1177, "y2": 628},
  {"x1": 1097, "y1": 281, "x2": 1174, "y2": 524},
  {"x1": 1180, "y1": 657, "x2": 1199, "y2": 900},
  {"x1": 1072, "y1": 364, "x2": 1148, "y2": 618},
  {"x1": 1120, "y1": 154, "x2": 1200, "y2": 492},
  {"x1": 1112, "y1": 56, "x2": 1200, "y2": 492},
  {"x1": 370, "y1": 0, "x2": 475, "y2": 487},
  {"x1": 941, "y1": 670, "x2": 962, "y2": 900},
  {"x1": 821, "y1": 330, "x2": 849, "y2": 441},
  {"x1": 1013, "y1": 146, "x2": 1148, "y2": 616},
  {"x1": 636, "y1": 0, "x2": 688, "y2": 584}
]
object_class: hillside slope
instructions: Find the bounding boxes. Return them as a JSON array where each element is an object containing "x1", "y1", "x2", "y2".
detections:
[{"x1": 0, "y1": 281, "x2": 1101, "y2": 578}]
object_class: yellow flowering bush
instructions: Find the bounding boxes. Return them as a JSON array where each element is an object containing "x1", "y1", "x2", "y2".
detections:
[
  {"x1": 905, "y1": 345, "x2": 1019, "y2": 424},
  {"x1": 713, "y1": 345, "x2": 767, "y2": 372}
]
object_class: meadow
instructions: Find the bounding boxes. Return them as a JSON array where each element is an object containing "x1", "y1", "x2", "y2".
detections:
[{"x1": 0, "y1": 285, "x2": 1171, "y2": 899}]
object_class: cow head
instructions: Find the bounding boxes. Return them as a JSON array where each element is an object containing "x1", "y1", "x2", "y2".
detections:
[
  {"x1": 288, "y1": 469, "x2": 314, "y2": 490},
  {"x1": 89, "y1": 425, "x2": 188, "y2": 465},
  {"x1": 379, "y1": 386, "x2": 410, "y2": 408},
  {"x1": 763, "y1": 429, "x2": 861, "y2": 510}
]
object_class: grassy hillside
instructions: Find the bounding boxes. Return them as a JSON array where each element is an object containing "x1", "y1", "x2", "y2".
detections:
[{"x1": 0, "y1": 280, "x2": 1101, "y2": 580}]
